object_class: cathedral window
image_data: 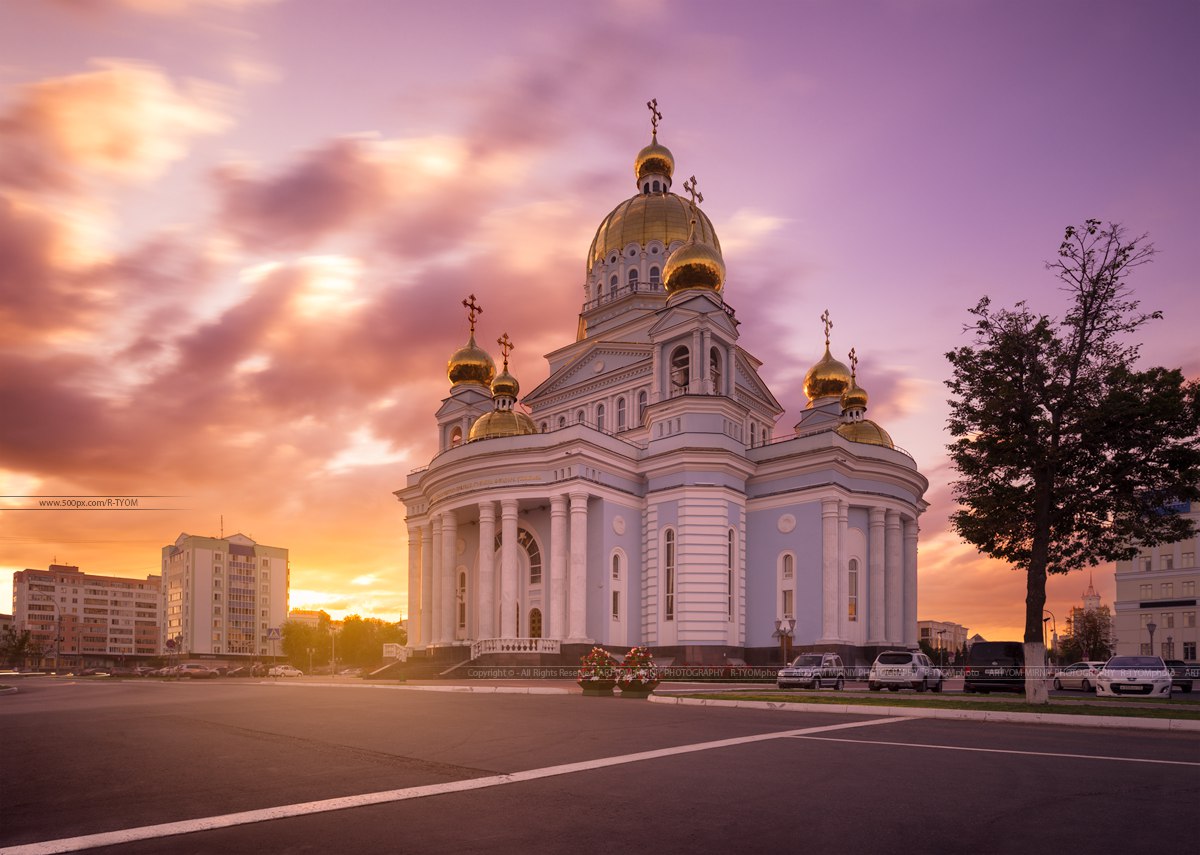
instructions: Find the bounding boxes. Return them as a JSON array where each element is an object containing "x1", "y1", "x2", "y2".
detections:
[
  {"x1": 596, "y1": 404, "x2": 606, "y2": 432},
  {"x1": 616, "y1": 397, "x2": 627, "y2": 431},
  {"x1": 848, "y1": 559, "x2": 859, "y2": 622},
  {"x1": 710, "y1": 348, "x2": 722, "y2": 394},
  {"x1": 670, "y1": 346, "x2": 690, "y2": 394},
  {"x1": 529, "y1": 608, "x2": 542, "y2": 639},
  {"x1": 782, "y1": 554, "x2": 794, "y2": 580},
  {"x1": 664, "y1": 528, "x2": 676, "y2": 621},
  {"x1": 457, "y1": 572, "x2": 467, "y2": 629},
  {"x1": 652, "y1": 179, "x2": 660, "y2": 192},
  {"x1": 609, "y1": 275, "x2": 618, "y2": 299},
  {"x1": 576, "y1": 409, "x2": 585, "y2": 424},
  {"x1": 558, "y1": 415, "x2": 566, "y2": 429},
  {"x1": 750, "y1": 423, "x2": 757, "y2": 447},
  {"x1": 649, "y1": 266, "x2": 660, "y2": 287},
  {"x1": 450, "y1": 426, "x2": 463, "y2": 448},
  {"x1": 540, "y1": 422, "x2": 548, "y2": 433},
  {"x1": 612, "y1": 553, "x2": 621, "y2": 580},
  {"x1": 638, "y1": 391, "x2": 648, "y2": 424},
  {"x1": 628, "y1": 268, "x2": 638, "y2": 289},
  {"x1": 494, "y1": 528, "x2": 542, "y2": 585},
  {"x1": 782, "y1": 589, "x2": 794, "y2": 620},
  {"x1": 612, "y1": 591, "x2": 620, "y2": 621}
]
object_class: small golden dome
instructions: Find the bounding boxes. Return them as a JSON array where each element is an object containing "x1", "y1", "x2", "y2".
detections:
[
  {"x1": 447, "y1": 335, "x2": 496, "y2": 388},
  {"x1": 836, "y1": 419, "x2": 894, "y2": 449},
  {"x1": 804, "y1": 346, "x2": 853, "y2": 402},
  {"x1": 663, "y1": 221, "x2": 725, "y2": 294},
  {"x1": 635, "y1": 133, "x2": 674, "y2": 182},
  {"x1": 842, "y1": 379, "x2": 868, "y2": 411},
  {"x1": 491, "y1": 368, "x2": 519, "y2": 399},
  {"x1": 468, "y1": 409, "x2": 538, "y2": 441}
]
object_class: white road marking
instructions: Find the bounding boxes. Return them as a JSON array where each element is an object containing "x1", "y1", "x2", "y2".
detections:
[
  {"x1": 1, "y1": 717, "x2": 912, "y2": 855},
  {"x1": 792, "y1": 735, "x2": 1200, "y2": 766}
]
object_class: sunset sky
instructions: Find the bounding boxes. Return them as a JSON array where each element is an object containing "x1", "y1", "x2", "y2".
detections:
[{"x1": 1, "y1": 0, "x2": 1197, "y2": 642}]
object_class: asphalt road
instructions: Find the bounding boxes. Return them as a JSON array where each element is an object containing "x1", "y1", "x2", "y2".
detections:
[{"x1": 2, "y1": 679, "x2": 1198, "y2": 854}]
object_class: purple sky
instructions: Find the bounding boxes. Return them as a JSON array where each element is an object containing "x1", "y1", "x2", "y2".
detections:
[{"x1": 1, "y1": 0, "x2": 1197, "y2": 640}]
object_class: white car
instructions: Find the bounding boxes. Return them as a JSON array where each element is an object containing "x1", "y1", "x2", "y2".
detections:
[
  {"x1": 268, "y1": 665, "x2": 304, "y2": 677},
  {"x1": 868, "y1": 650, "x2": 943, "y2": 692},
  {"x1": 1095, "y1": 656, "x2": 1171, "y2": 698},
  {"x1": 1052, "y1": 661, "x2": 1105, "y2": 692}
]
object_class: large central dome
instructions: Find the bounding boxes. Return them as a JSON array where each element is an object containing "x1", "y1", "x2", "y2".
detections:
[{"x1": 587, "y1": 194, "x2": 720, "y2": 275}]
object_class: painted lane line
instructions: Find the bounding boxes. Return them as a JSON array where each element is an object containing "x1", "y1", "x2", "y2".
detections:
[
  {"x1": 791, "y1": 735, "x2": 1200, "y2": 766},
  {"x1": 1, "y1": 716, "x2": 914, "y2": 855}
]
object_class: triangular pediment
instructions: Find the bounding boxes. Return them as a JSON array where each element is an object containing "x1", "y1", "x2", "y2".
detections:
[
  {"x1": 647, "y1": 293, "x2": 739, "y2": 342},
  {"x1": 733, "y1": 348, "x2": 785, "y2": 415},
  {"x1": 524, "y1": 342, "x2": 652, "y2": 406}
]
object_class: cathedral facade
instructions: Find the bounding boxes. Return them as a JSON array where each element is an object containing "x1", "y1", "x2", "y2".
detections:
[{"x1": 396, "y1": 110, "x2": 928, "y2": 665}]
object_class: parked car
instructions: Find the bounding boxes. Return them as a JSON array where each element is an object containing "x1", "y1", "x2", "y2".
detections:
[
  {"x1": 868, "y1": 650, "x2": 943, "y2": 692},
  {"x1": 1052, "y1": 661, "x2": 1105, "y2": 692},
  {"x1": 269, "y1": 665, "x2": 304, "y2": 677},
  {"x1": 176, "y1": 663, "x2": 217, "y2": 679},
  {"x1": 778, "y1": 653, "x2": 845, "y2": 690},
  {"x1": 964, "y1": 641, "x2": 1026, "y2": 694},
  {"x1": 1163, "y1": 660, "x2": 1195, "y2": 693},
  {"x1": 1095, "y1": 656, "x2": 1172, "y2": 698}
]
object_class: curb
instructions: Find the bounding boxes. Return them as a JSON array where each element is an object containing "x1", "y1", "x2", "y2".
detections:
[
  {"x1": 258, "y1": 680, "x2": 570, "y2": 695},
  {"x1": 646, "y1": 694, "x2": 1200, "y2": 732}
]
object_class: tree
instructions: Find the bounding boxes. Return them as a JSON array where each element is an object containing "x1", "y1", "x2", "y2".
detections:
[
  {"x1": 1059, "y1": 607, "x2": 1115, "y2": 663},
  {"x1": 0, "y1": 626, "x2": 45, "y2": 669},
  {"x1": 945, "y1": 220, "x2": 1200, "y2": 703}
]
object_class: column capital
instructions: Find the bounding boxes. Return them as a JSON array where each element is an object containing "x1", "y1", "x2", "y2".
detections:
[
  {"x1": 479, "y1": 501, "x2": 496, "y2": 522},
  {"x1": 569, "y1": 491, "x2": 589, "y2": 508},
  {"x1": 550, "y1": 494, "x2": 568, "y2": 514},
  {"x1": 869, "y1": 506, "x2": 886, "y2": 524}
]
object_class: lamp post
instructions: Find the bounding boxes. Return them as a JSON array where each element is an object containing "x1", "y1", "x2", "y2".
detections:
[
  {"x1": 1147, "y1": 621, "x2": 1157, "y2": 656},
  {"x1": 1042, "y1": 609, "x2": 1056, "y2": 665},
  {"x1": 330, "y1": 624, "x2": 337, "y2": 676},
  {"x1": 935, "y1": 629, "x2": 947, "y2": 669},
  {"x1": 307, "y1": 646, "x2": 314, "y2": 676},
  {"x1": 773, "y1": 618, "x2": 795, "y2": 666}
]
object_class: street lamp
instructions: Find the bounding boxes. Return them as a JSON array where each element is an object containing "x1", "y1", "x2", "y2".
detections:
[
  {"x1": 1147, "y1": 621, "x2": 1157, "y2": 656},
  {"x1": 935, "y1": 629, "x2": 947, "y2": 669},
  {"x1": 773, "y1": 618, "x2": 795, "y2": 666},
  {"x1": 1042, "y1": 610, "x2": 1057, "y2": 664}
]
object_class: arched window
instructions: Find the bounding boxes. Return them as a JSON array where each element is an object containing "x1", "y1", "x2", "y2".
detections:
[
  {"x1": 576, "y1": 409, "x2": 585, "y2": 424},
  {"x1": 457, "y1": 572, "x2": 467, "y2": 629},
  {"x1": 783, "y1": 554, "x2": 794, "y2": 579},
  {"x1": 638, "y1": 390, "x2": 648, "y2": 424},
  {"x1": 529, "y1": 608, "x2": 543, "y2": 639},
  {"x1": 540, "y1": 422, "x2": 548, "y2": 433},
  {"x1": 670, "y1": 346, "x2": 690, "y2": 393},
  {"x1": 652, "y1": 179, "x2": 660, "y2": 192},
  {"x1": 750, "y1": 423, "x2": 757, "y2": 447},
  {"x1": 612, "y1": 591, "x2": 620, "y2": 620},
  {"x1": 616, "y1": 397, "x2": 627, "y2": 431},
  {"x1": 494, "y1": 528, "x2": 543, "y2": 585},
  {"x1": 450, "y1": 426, "x2": 463, "y2": 448},
  {"x1": 710, "y1": 348, "x2": 722, "y2": 395},
  {"x1": 779, "y1": 553, "x2": 794, "y2": 621},
  {"x1": 609, "y1": 274, "x2": 618, "y2": 298},
  {"x1": 558, "y1": 415, "x2": 566, "y2": 429},
  {"x1": 596, "y1": 403, "x2": 606, "y2": 433},
  {"x1": 612, "y1": 553, "x2": 621, "y2": 580},
  {"x1": 628, "y1": 268, "x2": 638, "y2": 290},
  {"x1": 649, "y1": 266, "x2": 660, "y2": 287},
  {"x1": 664, "y1": 528, "x2": 676, "y2": 621},
  {"x1": 848, "y1": 559, "x2": 859, "y2": 622}
]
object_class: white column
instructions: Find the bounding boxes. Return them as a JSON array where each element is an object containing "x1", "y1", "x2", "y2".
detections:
[
  {"x1": 430, "y1": 516, "x2": 443, "y2": 645},
  {"x1": 700, "y1": 329, "x2": 711, "y2": 393},
  {"x1": 406, "y1": 524, "x2": 421, "y2": 647},
  {"x1": 420, "y1": 525, "x2": 432, "y2": 648},
  {"x1": 904, "y1": 517, "x2": 919, "y2": 647},
  {"x1": 441, "y1": 512, "x2": 457, "y2": 644},
  {"x1": 837, "y1": 500, "x2": 849, "y2": 640},
  {"x1": 868, "y1": 507, "x2": 885, "y2": 644},
  {"x1": 478, "y1": 502, "x2": 496, "y2": 639},
  {"x1": 500, "y1": 500, "x2": 518, "y2": 637},
  {"x1": 568, "y1": 491, "x2": 589, "y2": 641},
  {"x1": 690, "y1": 329, "x2": 702, "y2": 391},
  {"x1": 549, "y1": 494, "x2": 568, "y2": 640},
  {"x1": 819, "y1": 498, "x2": 839, "y2": 642},
  {"x1": 886, "y1": 510, "x2": 903, "y2": 645}
]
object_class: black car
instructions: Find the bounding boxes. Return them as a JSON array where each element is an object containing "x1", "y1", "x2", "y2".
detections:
[
  {"x1": 964, "y1": 641, "x2": 1026, "y2": 693},
  {"x1": 1164, "y1": 660, "x2": 1196, "y2": 693}
]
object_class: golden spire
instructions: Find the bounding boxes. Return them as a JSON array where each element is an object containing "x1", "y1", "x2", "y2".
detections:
[
  {"x1": 635, "y1": 97, "x2": 674, "y2": 183},
  {"x1": 803, "y1": 309, "x2": 853, "y2": 402},
  {"x1": 469, "y1": 331, "x2": 537, "y2": 441},
  {"x1": 497, "y1": 332, "x2": 513, "y2": 370}
]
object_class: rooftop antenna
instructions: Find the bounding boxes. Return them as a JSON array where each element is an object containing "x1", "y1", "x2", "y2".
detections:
[{"x1": 220, "y1": 515, "x2": 224, "y2": 539}]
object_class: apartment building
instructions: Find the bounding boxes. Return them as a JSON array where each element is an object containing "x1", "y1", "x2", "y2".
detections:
[
  {"x1": 918, "y1": 620, "x2": 969, "y2": 661},
  {"x1": 161, "y1": 533, "x2": 289, "y2": 659},
  {"x1": 1113, "y1": 500, "x2": 1199, "y2": 659},
  {"x1": 12, "y1": 564, "x2": 162, "y2": 668}
]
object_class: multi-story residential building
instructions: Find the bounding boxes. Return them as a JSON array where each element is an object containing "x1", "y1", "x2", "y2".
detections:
[
  {"x1": 287, "y1": 609, "x2": 328, "y2": 629},
  {"x1": 918, "y1": 620, "x2": 969, "y2": 662},
  {"x1": 161, "y1": 533, "x2": 289, "y2": 660},
  {"x1": 1113, "y1": 500, "x2": 1199, "y2": 659},
  {"x1": 12, "y1": 564, "x2": 161, "y2": 669}
]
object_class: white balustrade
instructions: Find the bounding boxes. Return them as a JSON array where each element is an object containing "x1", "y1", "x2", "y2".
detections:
[{"x1": 470, "y1": 638, "x2": 562, "y2": 659}]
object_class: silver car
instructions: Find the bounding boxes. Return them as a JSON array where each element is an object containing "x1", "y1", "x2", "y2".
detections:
[
  {"x1": 1052, "y1": 661, "x2": 1104, "y2": 692},
  {"x1": 778, "y1": 653, "x2": 845, "y2": 690}
]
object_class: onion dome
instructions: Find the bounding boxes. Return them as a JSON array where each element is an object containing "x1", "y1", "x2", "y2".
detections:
[
  {"x1": 469, "y1": 333, "x2": 537, "y2": 441},
  {"x1": 835, "y1": 347, "x2": 894, "y2": 448},
  {"x1": 588, "y1": 194, "x2": 720, "y2": 275},
  {"x1": 447, "y1": 335, "x2": 496, "y2": 388},
  {"x1": 663, "y1": 216, "x2": 725, "y2": 294},
  {"x1": 841, "y1": 349, "x2": 869, "y2": 412},
  {"x1": 635, "y1": 133, "x2": 675, "y2": 183},
  {"x1": 804, "y1": 346, "x2": 852, "y2": 402},
  {"x1": 835, "y1": 419, "x2": 895, "y2": 449},
  {"x1": 490, "y1": 367, "x2": 519, "y2": 400}
]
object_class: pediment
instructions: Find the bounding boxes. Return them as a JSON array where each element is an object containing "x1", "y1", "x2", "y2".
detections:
[
  {"x1": 733, "y1": 348, "x2": 784, "y2": 415},
  {"x1": 524, "y1": 342, "x2": 652, "y2": 405},
  {"x1": 647, "y1": 294, "x2": 739, "y2": 341}
]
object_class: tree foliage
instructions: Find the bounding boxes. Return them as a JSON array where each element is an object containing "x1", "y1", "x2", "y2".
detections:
[
  {"x1": 0, "y1": 626, "x2": 45, "y2": 669},
  {"x1": 1059, "y1": 607, "x2": 1115, "y2": 663},
  {"x1": 280, "y1": 612, "x2": 406, "y2": 671},
  {"x1": 945, "y1": 220, "x2": 1200, "y2": 698}
]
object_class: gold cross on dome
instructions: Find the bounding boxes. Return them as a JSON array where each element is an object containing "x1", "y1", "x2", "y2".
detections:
[
  {"x1": 821, "y1": 309, "x2": 833, "y2": 346},
  {"x1": 683, "y1": 175, "x2": 703, "y2": 207},
  {"x1": 462, "y1": 294, "x2": 483, "y2": 335},
  {"x1": 497, "y1": 332, "x2": 514, "y2": 369},
  {"x1": 647, "y1": 98, "x2": 661, "y2": 136},
  {"x1": 848, "y1": 347, "x2": 858, "y2": 379}
]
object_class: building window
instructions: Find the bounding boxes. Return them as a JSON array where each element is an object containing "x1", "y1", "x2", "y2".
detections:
[
  {"x1": 652, "y1": 179, "x2": 660, "y2": 192},
  {"x1": 1140, "y1": 613, "x2": 1151, "y2": 629},
  {"x1": 1139, "y1": 584, "x2": 1152, "y2": 598},
  {"x1": 638, "y1": 390, "x2": 648, "y2": 424},
  {"x1": 1140, "y1": 643, "x2": 1152, "y2": 655},
  {"x1": 457, "y1": 572, "x2": 467, "y2": 629},
  {"x1": 649, "y1": 266, "x2": 660, "y2": 287},
  {"x1": 710, "y1": 348, "x2": 722, "y2": 394},
  {"x1": 628, "y1": 268, "x2": 638, "y2": 289},
  {"x1": 540, "y1": 422, "x2": 548, "y2": 433},
  {"x1": 1182, "y1": 552, "x2": 1195, "y2": 568},
  {"x1": 848, "y1": 559, "x2": 859, "y2": 622},
  {"x1": 616, "y1": 397, "x2": 627, "y2": 431},
  {"x1": 664, "y1": 529, "x2": 676, "y2": 621},
  {"x1": 670, "y1": 346, "x2": 689, "y2": 393},
  {"x1": 1162, "y1": 583, "x2": 1174, "y2": 598},
  {"x1": 1161, "y1": 613, "x2": 1174, "y2": 629},
  {"x1": 1184, "y1": 581, "x2": 1196, "y2": 596},
  {"x1": 1183, "y1": 611, "x2": 1196, "y2": 628},
  {"x1": 783, "y1": 589, "x2": 794, "y2": 620},
  {"x1": 576, "y1": 409, "x2": 585, "y2": 424},
  {"x1": 612, "y1": 591, "x2": 620, "y2": 621},
  {"x1": 612, "y1": 554, "x2": 620, "y2": 580},
  {"x1": 596, "y1": 403, "x2": 606, "y2": 432},
  {"x1": 1185, "y1": 642, "x2": 1197, "y2": 660},
  {"x1": 494, "y1": 528, "x2": 542, "y2": 585},
  {"x1": 609, "y1": 274, "x2": 618, "y2": 298},
  {"x1": 450, "y1": 426, "x2": 463, "y2": 448},
  {"x1": 1162, "y1": 555, "x2": 1174, "y2": 571},
  {"x1": 782, "y1": 554, "x2": 794, "y2": 580},
  {"x1": 1140, "y1": 556, "x2": 1151, "y2": 572},
  {"x1": 750, "y1": 423, "x2": 756, "y2": 447},
  {"x1": 558, "y1": 415, "x2": 566, "y2": 429}
]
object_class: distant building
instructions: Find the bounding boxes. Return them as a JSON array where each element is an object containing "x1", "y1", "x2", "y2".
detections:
[
  {"x1": 12, "y1": 564, "x2": 161, "y2": 668},
  {"x1": 918, "y1": 620, "x2": 968, "y2": 660},
  {"x1": 287, "y1": 609, "x2": 328, "y2": 628},
  {"x1": 0, "y1": 613, "x2": 13, "y2": 634},
  {"x1": 967, "y1": 633, "x2": 988, "y2": 648},
  {"x1": 1113, "y1": 500, "x2": 1198, "y2": 659},
  {"x1": 161, "y1": 533, "x2": 289, "y2": 660}
]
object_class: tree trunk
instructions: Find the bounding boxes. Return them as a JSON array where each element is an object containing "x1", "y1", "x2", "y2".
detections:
[{"x1": 1024, "y1": 641, "x2": 1048, "y2": 705}]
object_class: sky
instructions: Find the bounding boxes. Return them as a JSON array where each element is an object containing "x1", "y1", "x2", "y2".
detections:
[{"x1": 1, "y1": 0, "x2": 1197, "y2": 642}]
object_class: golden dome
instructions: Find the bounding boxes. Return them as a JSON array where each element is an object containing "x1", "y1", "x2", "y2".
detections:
[
  {"x1": 447, "y1": 335, "x2": 496, "y2": 388},
  {"x1": 841, "y1": 379, "x2": 868, "y2": 411},
  {"x1": 469, "y1": 409, "x2": 538, "y2": 441},
  {"x1": 587, "y1": 192, "x2": 720, "y2": 275},
  {"x1": 804, "y1": 346, "x2": 853, "y2": 402},
  {"x1": 491, "y1": 368, "x2": 519, "y2": 399},
  {"x1": 836, "y1": 419, "x2": 894, "y2": 449},
  {"x1": 663, "y1": 220, "x2": 725, "y2": 294},
  {"x1": 635, "y1": 134, "x2": 675, "y2": 182}
]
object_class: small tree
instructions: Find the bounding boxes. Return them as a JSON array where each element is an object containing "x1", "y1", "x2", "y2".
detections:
[
  {"x1": 1059, "y1": 607, "x2": 1115, "y2": 663},
  {"x1": 946, "y1": 220, "x2": 1200, "y2": 703}
]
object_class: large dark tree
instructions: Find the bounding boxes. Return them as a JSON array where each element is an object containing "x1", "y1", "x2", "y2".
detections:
[{"x1": 945, "y1": 220, "x2": 1200, "y2": 703}]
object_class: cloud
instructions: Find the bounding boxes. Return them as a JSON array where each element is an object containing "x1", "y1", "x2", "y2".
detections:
[{"x1": 0, "y1": 60, "x2": 229, "y2": 193}]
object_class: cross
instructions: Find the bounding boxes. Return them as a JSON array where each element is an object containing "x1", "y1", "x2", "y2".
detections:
[
  {"x1": 462, "y1": 294, "x2": 482, "y2": 335},
  {"x1": 647, "y1": 98, "x2": 661, "y2": 136},
  {"x1": 848, "y1": 347, "x2": 858, "y2": 378},
  {"x1": 821, "y1": 309, "x2": 833, "y2": 346},
  {"x1": 497, "y1": 332, "x2": 514, "y2": 369},
  {"x1": 683, "y1": 175, "x2": 703, "y2": 207}
]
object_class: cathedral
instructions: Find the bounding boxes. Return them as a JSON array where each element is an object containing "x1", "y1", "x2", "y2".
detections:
[{"x1": 396, "y1": 105, "x2": 928, "y2": 667}]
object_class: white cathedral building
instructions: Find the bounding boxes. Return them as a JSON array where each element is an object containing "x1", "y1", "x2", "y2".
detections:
[{"x1": 396, "y1": 109, "x2": 928, "y2": 666}]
